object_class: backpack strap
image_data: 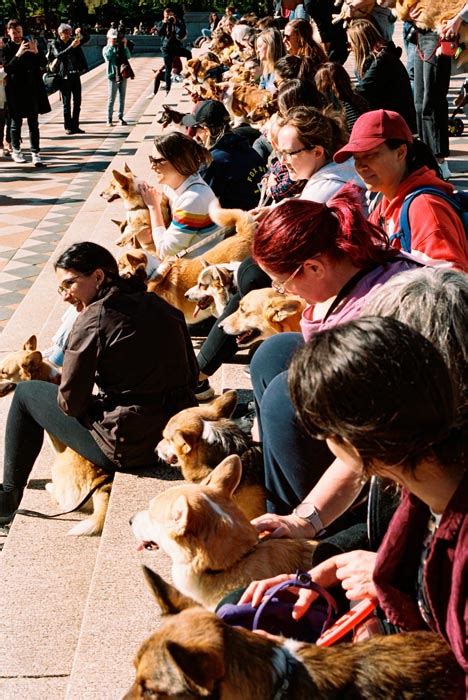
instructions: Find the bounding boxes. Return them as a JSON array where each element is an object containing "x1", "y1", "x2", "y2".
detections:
[{"x1": 393, "y1": 187, "x2": 464, "y2": 254}]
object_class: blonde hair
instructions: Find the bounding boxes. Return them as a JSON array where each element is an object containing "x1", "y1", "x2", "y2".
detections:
[
  {"x1": 256, "y1": 27, "x2": 284, "y2": 74},
  {"x1": 347, "y1": 19, "x2": 385, "y2": 78}
]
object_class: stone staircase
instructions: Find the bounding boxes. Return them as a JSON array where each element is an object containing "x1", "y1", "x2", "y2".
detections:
[{"x1": 0, "y1": 79, "x2": 253, "y2": 699}]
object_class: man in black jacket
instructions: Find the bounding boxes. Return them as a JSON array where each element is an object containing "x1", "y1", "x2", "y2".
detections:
[
  {"x1": 3, "y1": 19, "x2": 50, "y2": 166},
  {"x1": 192, "y1": 100, "x2": 267, "y2": 210},
  {"x1": 51, "y1": 23, "x2": 88, "y2": 134},
  {"x1": 154, "y1": 7, "x2": 191, "y2": 95}
]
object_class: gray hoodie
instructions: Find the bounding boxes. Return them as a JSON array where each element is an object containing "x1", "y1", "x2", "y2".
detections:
[{"x1": 300, "y1": 160, "x2": 364, "y2": 204}]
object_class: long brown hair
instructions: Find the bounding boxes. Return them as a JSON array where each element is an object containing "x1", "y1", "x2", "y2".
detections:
[
  {"x1": 347, "y1": 19, "x2": 386, "y2": 79},
  {"x1": 287, "y1": 19, "x2": 327, "y2": 66}
]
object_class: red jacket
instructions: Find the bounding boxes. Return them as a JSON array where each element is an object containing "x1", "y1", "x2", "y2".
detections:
[
  {"x1": 373, "y1": 472, "x2": 468, "y2": 683},
  {"x1": 369, "y1": 167, "x2": 468, "y2": 272}
]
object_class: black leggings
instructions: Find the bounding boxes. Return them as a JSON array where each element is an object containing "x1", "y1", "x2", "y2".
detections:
[
  {"x1": 2, "y1": 381, "x2": 115, "y2": 493},
  {"x1": 197, "y1": 257, "x2": 271, "y2": 376}
]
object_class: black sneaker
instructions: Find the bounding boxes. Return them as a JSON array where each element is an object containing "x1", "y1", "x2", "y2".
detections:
[
  {"x1": 0, "y1": 486, "x2": 21, "y2": 526},
  {"x1": 195, "y1": 379, "x2": 215, "y2": 401},
  {"x1": 73, "y1": 128, "x2": 86, "y2": 134}
]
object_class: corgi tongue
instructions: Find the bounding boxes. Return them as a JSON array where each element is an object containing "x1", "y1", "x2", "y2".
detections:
[{"x1": 193, "y1": 305, "x2": 201, "y2": 318}]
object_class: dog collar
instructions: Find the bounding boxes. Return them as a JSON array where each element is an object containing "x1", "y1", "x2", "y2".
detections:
[{"x1": 271, "y1": 646, "x2": 303, "y2": 700}]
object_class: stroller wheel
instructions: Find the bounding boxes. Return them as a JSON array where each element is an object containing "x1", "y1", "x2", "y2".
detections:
[{"x1": 448, "y1": 117, "x2": 464, "y2": 137}]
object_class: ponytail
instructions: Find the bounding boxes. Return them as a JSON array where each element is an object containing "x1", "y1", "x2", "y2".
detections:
[{"x1": 253, "y1": 183, "x2": 396, "y2": 274}]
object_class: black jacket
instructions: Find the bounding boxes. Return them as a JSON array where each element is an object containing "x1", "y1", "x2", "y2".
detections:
[
  {"x1": 155, "y1": 18, "x2": 186, "y2": 51},
  {"x1": 355, "y1": 42, "x2": 417, "y2": 132},
  {"x1": 201, "y1": 131, "x2": 267, "y2": 210},
  {"x1": 59, "y1": 285, "x2": 197, "y2": 468},
  {"x1": 51, "y1": 34, "x2": 88, "y2": 77},
  {"x1": 3, "y1": 39, "x2": 51, "y2": 117}
]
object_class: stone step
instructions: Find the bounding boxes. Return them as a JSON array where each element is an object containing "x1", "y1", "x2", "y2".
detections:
[
  {"x1": 65, "y1": 468, "x2": 183, "y2": 699},
  {"x1": 0, "y1": 77, "x2": 171, "y2": 699}
]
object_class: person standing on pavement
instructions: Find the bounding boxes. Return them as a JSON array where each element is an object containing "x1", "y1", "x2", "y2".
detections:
[
  {"x1": 51, "y1": 23, "x2": 88, "y2": 135},
  {"x1": 3, "y1": 19, "x2": 50, "y2": 166},
  {"x1": 154, "y1": 7, "x2": 191, "y2": 95},
  {"x1": 102, "y1": 28, "x2": 130, "y2": 127}
]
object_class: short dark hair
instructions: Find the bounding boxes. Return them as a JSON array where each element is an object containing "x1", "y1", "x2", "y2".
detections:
[
  {"x1": 7, "y1": 19, "x2": 21, "y2": 29},
  {"x1": 289, "y1": 317, "x2": 465, "y2": 476},
  {"x1": 153, "y1": 131, "x2": 212, "y2": 176}
]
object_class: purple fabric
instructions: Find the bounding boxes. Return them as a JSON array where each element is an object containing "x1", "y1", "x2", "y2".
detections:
[
  {"x1": 217, "y1": 572, "x2": 338, "y2": 643},
  {"x1": 300, "y1": 256, "x2": 420, "y2": 341}
]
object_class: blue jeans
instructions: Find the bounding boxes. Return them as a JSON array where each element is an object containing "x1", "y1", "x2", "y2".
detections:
[
  {"x1": 107, "y1": 78, "x2": 127, "y2": 123},
  {"x1": 413, "y1": 30, "x2": 451, "y2": 158},
  {"x1": 251, "y1": 333, "x2": 334, "y2": 514}
]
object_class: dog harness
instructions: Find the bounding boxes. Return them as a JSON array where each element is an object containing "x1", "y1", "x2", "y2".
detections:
[{"x1": 271, "y1": 646, "x2": 304, "y2": 700}]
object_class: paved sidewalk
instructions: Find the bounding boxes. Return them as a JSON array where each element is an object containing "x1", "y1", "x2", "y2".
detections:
[{"x1": 0, "y1": 56, "x2": 164, "y2": 330}]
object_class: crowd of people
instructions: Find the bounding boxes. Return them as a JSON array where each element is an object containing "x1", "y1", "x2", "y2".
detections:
[{"x1": 0, "y1": 2, "x2": 467, "y2": 692}]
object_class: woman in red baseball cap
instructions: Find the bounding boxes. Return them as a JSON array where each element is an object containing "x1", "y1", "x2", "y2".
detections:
[{"x1": 334, "y1": 109, "x2": 468, "y2": 272}]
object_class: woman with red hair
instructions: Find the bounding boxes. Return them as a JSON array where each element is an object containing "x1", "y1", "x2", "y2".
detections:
[{"x1": 250, "y1": 184, "x2": 421, "y2": 517}]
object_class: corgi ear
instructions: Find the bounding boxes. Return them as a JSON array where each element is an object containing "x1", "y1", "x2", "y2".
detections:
[
  {"x1": 171, "y1": 494, "x2": 190, "y2": 535},
  {"x1": 142, "y1": 566, "x2": 199, "y2": 614},
  {"x1": 265, "y1": 297, "x2": 304, "y2": 325},
  {"x1": 20, "y1": 351, "x2": 43, "y2": 379},
  {"x1": 123, "y1": 162, "x2": 133, "y2": 174},
  {"x1": 200, "y1": 390, "x2": 237, "y2": 420},
  {"x1": 204, "y1": 455, "x2": 242, "y2": 498},
  {"x1": 112, "y1": 170, "x2": 130, "y2": 189},
  {"x1": 23, "y1": 335, "x2": 37, "y2": 351},
  {"x1": 126, "y1": 252, "x2": 147, "y2": 269},
  {"x1": 166, "y1": 641, "x2": 225, "y2": 694},
  {"x1": 172, "y1": 429, "x2": 195, "y2": 455}
]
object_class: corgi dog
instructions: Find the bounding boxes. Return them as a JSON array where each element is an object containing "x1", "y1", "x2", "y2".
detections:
[
  {"x1": 131, "y1": 455, "x2": 317, "y2": 609},
  {"x1": 393, "y1": 0, "x2": 468, "y2": 66},
  {"x1": 156, "y1": 390, "x2": 265, "y2": 519},
  {"x1": 100, "y1": 163, "x2": 171, "y2": 251},
  {"x1": 156, "y1": 104, "x2": 196, "y2": 130},
  {"x1": 0, "y1": 335, "x2": 112, "y2": 536},
  {"x1": 119, "y1": 202, "x2": 255, "y2": 323},
  {"x1": 124, "y1": 568, "x2": 463, "y2": 700},
  {"x1": 219, "y1": 288, "x2": 306, "y2": 348},
  {"x1": 184, "y1": 55, "x2": 222, "y2": 83},
  {"x1": 184, "y1": 260, "x2": 241, "y2": 318},
  {"x1": 222, "y1": 83, "x2": 276, "y2": 125}
]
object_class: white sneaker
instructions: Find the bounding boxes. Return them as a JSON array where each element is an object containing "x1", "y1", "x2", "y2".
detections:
[
  {"x1": 438, "y1": 160, "x2": 453, "y2": 180},
  {"x1": 146, "y1": 93, "x2": 154, "y2": 99},
  {"x1": 32, "y1": 153, "x2": 45, "y2": 168},
  {"x1": 12, "y1": 149, "x2": 26, "y2": 163}
]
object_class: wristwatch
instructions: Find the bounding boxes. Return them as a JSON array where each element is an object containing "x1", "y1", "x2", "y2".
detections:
[{"x1": 292, "y1": 502, "x2": 324, "y2": 537}]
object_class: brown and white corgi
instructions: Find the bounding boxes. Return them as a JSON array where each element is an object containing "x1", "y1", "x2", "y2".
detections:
[{"x1": 131, "y1": 455, "x2": 317, "y2": 609}]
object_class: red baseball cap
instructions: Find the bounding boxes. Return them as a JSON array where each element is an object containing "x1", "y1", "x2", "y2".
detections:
[{"x1": 334, "y1": 110, "x2": 414, "y2": 163}]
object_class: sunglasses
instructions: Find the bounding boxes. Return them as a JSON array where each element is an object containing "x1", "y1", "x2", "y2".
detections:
[
  {"x1": 271, "y1": 263, "x2": 303, "y2": 295},
  {"x1": 148, "y1": 155, "x2": 167, "y2": 168}
]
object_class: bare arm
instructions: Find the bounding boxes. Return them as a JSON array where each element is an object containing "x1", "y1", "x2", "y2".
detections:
[{"x1": 252, "y1": 458, "x2": 365, "y2": 538}]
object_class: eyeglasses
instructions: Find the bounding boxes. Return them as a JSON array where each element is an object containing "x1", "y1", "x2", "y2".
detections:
[
  {"x1": 57, "y1": 275, "x2": 82, "y2": 295},
  {"x1": 271, "y1": 264, "x2": 303, "y2": 295},
  {"x1": 283, "y1": 32, "x2": 295, "y2": 40},
  {"x1": 148, "y1": 155, "x2": 167, "y2": 168},
  {"x1": 278, "y1": 146, "x2": 312, "y2": 161}
]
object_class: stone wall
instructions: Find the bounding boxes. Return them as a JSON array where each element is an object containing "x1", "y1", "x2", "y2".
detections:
[{"x1": 83, "y1": 13, "x2": 209, "y2": 68}]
